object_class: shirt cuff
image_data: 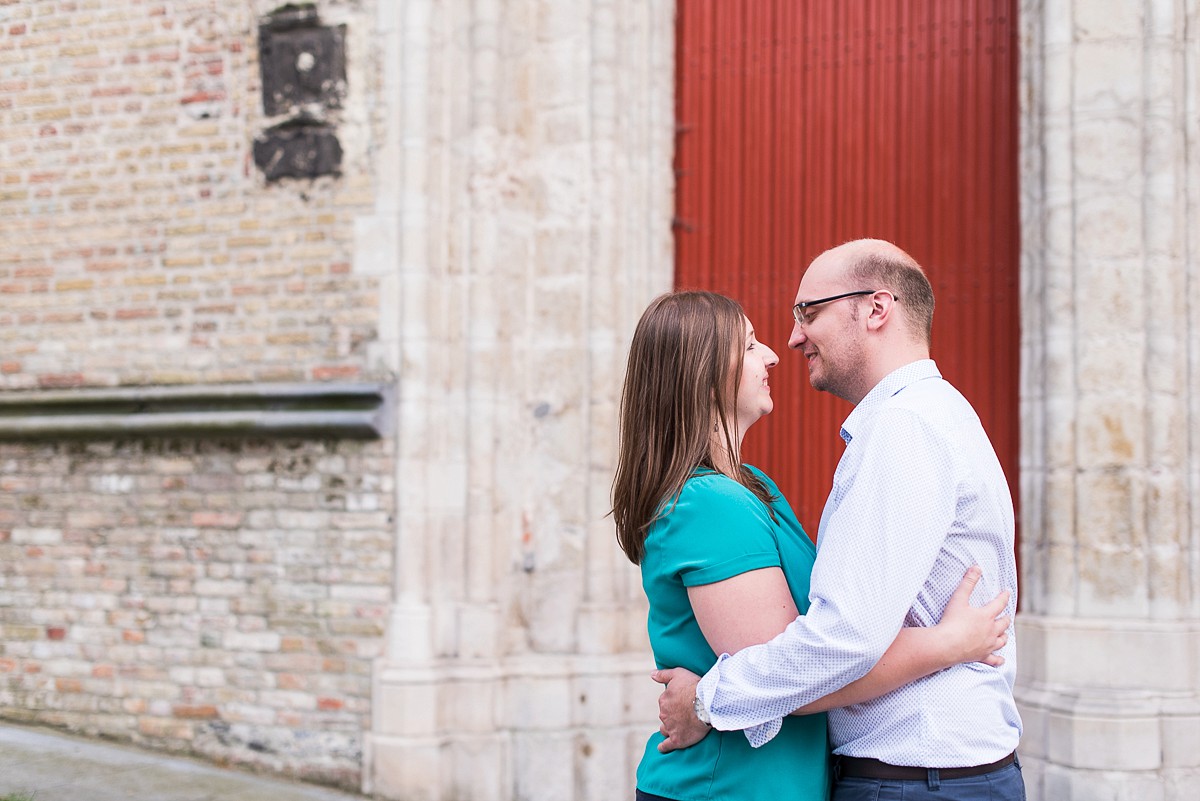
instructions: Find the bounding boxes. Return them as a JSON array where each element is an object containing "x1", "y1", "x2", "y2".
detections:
[{"x1": 697, "y1": 653, "x2": 784, "y2": 748}]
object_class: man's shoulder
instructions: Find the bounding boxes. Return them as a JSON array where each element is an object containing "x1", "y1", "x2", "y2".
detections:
[
  {"x1": 886, "y1": 375, "x2": 974, "y2": 419},
  {"x1": 857, "y1": 379, "x2": 984, "y2": 455}
]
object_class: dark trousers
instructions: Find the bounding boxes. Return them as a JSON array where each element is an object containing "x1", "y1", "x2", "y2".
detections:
[{"x1": 833, "y1": 759, "x2": 1025, "y2": 801}]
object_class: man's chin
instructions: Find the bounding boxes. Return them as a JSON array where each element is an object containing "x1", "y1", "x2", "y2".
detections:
[{"x1": 811, "y1": 377, "x2": 839, "y2": 395}]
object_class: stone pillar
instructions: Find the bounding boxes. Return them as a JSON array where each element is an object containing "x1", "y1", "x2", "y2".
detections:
[
  {"x1": 365, "y1": 1, "x2": 674, "y2": 799},
  {"x1": 1018, "y1": 1, "x2": 1200, "y2": 798}
]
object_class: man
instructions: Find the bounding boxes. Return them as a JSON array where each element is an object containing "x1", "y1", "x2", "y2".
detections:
[{"x1": 654, "y1": 239, "x2": 1023, "y2": 801}]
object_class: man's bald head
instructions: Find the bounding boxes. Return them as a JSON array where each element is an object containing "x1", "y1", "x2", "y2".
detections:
[{"x1": 812, "y1": 239, "x2": 935, "y2": 345}]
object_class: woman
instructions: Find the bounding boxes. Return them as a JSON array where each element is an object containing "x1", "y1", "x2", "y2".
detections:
[{"x1": 612, "y1": 291, "x2": 1007, "y2": 801}]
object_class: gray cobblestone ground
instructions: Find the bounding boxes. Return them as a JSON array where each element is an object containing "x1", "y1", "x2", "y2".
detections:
[{"x1": 0, "y1": 723, "x2": 367, "y2": 801}]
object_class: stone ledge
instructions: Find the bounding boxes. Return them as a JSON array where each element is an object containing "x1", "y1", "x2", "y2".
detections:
[
  {"x1": 1016, "y1": 614, "x2": 1200, "y2": 691},
  {"x1": 0, "y1": 383, "x2": 395, "y2": 440}
]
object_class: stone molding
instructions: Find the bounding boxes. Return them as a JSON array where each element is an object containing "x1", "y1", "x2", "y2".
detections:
[
  {"x1": 1017, "y1": 615, "x2": 1200, "y2": 693},
  {"x1": 1017, "y1": 615, "x2": 1200, "y2": 795},
  {"x1": 0, "y1": 382, "x2": 395, "y2": 440}
]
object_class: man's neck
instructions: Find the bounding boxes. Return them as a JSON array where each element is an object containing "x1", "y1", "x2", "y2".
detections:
[{"x1": 849, "y1": 348, "x2": 931, "y2": 406}]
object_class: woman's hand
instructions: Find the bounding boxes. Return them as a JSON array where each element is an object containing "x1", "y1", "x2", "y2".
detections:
[{"x1": 935, "y1": 566, "x2": 1010, "y2": 667}]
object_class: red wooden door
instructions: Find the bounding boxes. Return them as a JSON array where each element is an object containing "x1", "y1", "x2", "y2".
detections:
[{"x1": 675, "y1": 1, "x2": 1019, "y2": 540}]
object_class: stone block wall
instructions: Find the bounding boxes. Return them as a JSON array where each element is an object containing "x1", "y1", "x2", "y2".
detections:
[
  {"x1": 364, "y1": 0, "x2": 676, "y2": 798},
  {"x1": 1017, "y1": 1, "x2": 1200, "y2": 798}
]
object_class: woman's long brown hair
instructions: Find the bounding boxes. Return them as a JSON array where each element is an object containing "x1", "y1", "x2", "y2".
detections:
[{"x1": 611, "y1": 291, "x2": 776, "y2": 564}]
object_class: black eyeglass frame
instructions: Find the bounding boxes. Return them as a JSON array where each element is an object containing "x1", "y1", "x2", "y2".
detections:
[{"x1": 791, "y1": 289, "x2": 898, "y2": 325}]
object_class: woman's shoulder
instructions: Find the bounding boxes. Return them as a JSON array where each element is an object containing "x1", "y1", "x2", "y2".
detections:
[
  {"x1": 661, "y1": 469, "x2": 774, "y2": 527},
  {"x1": 742, "y1": 463, "x2": 785, "y2": 494},
  {"x1": 741, "y1": 463, "x2": 773, "y2": 481},
  {"x1": 647, "y1": 469, "x2": 783, "y2": 577},
  {"x1": 679, "y1": 467, "x2": 734, "y2": 491},
  {"x1": 673, "y1": 465, "x2": 785, "y2": 505},
  {"x1": 677, "y1": 468, "x2": 763, "y2": 506}
]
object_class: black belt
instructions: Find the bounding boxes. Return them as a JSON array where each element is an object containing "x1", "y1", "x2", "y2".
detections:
[{"x1": 835, "y1": 751, "x2": 1016, "y2": 781}]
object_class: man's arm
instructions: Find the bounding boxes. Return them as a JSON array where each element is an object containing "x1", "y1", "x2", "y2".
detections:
[
  {"x1": 694, "y1": 412, "x2": 961, "y2": 745},
  {"x1": 787, "y1": 569, "x2": 1009, "y2": 714},
  {"x1": 653, "y1": 566, "x2": 1009, "y2": 752}
]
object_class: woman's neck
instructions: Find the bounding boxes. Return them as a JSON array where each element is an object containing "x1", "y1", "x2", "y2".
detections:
[{"x1": 709, "y1": 425, "x2": 745, "y2": 477}]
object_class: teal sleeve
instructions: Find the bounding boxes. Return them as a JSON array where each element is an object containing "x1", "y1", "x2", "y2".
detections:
[{"x1": 652, "y1": 475, "x2": 781, "y2": 587}]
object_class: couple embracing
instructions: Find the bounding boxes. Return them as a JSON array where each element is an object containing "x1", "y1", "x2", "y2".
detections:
[{"x1": 612, "y1": 239, "x2": 1023, "y2": 801}]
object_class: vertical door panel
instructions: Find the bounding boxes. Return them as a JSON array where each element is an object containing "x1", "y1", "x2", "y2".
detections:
[{"x1": 675, "y1": 0, "x2": 1019, "y2": 542}]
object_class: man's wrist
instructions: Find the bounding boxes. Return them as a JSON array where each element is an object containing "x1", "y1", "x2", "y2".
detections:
[{"x1": 692, "y1": 694, "x2": 712, "y2": 727}]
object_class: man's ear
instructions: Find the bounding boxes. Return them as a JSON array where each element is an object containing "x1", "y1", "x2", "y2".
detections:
[{"x1": 865, "y1": 291, "x2": 895, "y2": 331}]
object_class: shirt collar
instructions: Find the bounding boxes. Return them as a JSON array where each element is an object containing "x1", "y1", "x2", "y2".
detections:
[{"x1": 839, "y1": 359, "x2": 941, "y2": 444}]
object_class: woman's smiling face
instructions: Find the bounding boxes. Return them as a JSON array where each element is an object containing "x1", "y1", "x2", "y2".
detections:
[{"x1": 734, "y1": 316, "x2": 779, "y2": 434}]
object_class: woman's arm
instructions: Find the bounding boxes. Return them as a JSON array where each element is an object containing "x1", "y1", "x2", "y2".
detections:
[
  {"x1": 787, "y1": 566, "x2": 1009, "y2": 714},
  {"x1": 687, "y1": 566, "x2": 800, "y2": 655}
]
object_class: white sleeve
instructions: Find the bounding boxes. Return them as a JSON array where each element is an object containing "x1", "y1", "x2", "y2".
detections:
[{"x1": 696, "y1": 410, "x2": 957, "y2": 746}]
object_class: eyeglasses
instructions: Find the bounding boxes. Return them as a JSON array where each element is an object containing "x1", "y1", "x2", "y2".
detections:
[{"x1": 792, "y1": 290, "x2": 897, "y2": 325}]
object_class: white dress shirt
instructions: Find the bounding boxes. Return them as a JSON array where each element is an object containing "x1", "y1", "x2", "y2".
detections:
[{"x1": 695, "y1": 359, "x2": 1021, "y2": 767}]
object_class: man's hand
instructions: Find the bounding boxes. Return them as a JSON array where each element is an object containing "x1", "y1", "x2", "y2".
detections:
[
  {"x1": 938, "y1": 566, "x2": 1011, "y2": 666},
  {"x1": 650, "y1": 667, "x2": 709, "y2": 753}
]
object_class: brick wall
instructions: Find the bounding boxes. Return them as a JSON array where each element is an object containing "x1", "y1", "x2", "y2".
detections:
[
  {"x1": 0, "y1": 0, "x2": 385, "y2": 390},
  {"x1": 0, "y1": 437, "x2": 394, "y2": 788},
  {"x1": 0, "y1": 0, "x2": 395, "y2": 790}
]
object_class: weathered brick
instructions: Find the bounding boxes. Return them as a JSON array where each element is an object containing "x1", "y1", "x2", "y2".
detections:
[
  {"x1": 222, "y1": 631, "x2": 281, "y2": 652},
  {"x1": 172, "y1": 704, "x2": 218, "y2": 719},
  {"x1": 138, "y1": 716, "x2": 193, "y2": 739},
  {"x1": 12, "y1": 528, "x2": 62, "y2": 545},
  {"x1": 192, "y1": 511, "x2": 241, "y2": 528}
]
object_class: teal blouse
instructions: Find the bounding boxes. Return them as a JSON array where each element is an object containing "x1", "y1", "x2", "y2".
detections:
[{"x1": 635, "y1": 466, "x2": 829, "y2": 801}]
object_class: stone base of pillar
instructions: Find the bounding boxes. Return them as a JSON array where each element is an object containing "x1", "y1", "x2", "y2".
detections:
[
  {"x1": 366, "y1": 653, "x2": 659, "y2": 801},
  {"x1": 1015, "y1": 615, "x2": 1200, "y2": 801},
  {"x1": 1019, "y1": 755, "x2": 1200, "y2": 801}
]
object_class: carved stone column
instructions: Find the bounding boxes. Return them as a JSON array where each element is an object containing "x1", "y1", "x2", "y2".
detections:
[
  {"x1": 1017, "y1": 2, "x2": 1200, "y2": 798},
  {"x1": 365, "y1": 2, "x2": 674, "y2": 799}
]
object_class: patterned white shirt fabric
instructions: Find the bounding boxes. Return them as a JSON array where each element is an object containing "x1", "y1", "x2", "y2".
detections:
[{"x1": 695, "y1": 359, "x2": 1021, "y2": 766}]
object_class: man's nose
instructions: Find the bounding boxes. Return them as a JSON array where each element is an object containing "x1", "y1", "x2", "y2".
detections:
[{"x1": 788, "y1": 323, "x2": 806, "y2": 350}]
